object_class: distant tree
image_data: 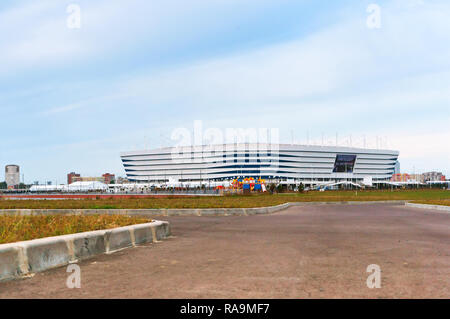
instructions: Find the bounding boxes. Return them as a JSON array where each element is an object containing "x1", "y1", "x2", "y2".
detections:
[
  {"x1": 18, "y1": 183, "x2": 28, "y2": 190},
  {"x1": 276, "y1": 184, "x2": 284, "y2": 193},
  {"x1": 298, "y1": 183, "x2": 304, "y2": 193},
  {"x1": 110, "y1": 180, "x2": 115, "y2": 184},
  {"x1": 0, "y1": 181, "x2": 6, "y2": 189},
  {"x1": 268, "y1": 183, "x2": 276, "y2": 194}
]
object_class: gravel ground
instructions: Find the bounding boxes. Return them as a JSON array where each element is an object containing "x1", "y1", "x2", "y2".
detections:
[{"x1": 0, "y1": 203, "x2": 448, "y2": 298}]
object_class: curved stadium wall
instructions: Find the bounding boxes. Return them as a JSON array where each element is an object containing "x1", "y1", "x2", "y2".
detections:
[{"x1": 120, "y1": 144, "x2": 399, "y2": 185}]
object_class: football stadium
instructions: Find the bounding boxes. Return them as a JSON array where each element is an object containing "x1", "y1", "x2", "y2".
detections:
[{"x1": 120, "y1": 144, "x2": 399, "y2": 187}]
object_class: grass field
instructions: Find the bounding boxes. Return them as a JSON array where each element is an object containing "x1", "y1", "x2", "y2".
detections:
[
  {"x1": 1, "y1": 189, "x2": 449, "y2": 209},
  {"x1": 0, "y1": 215, "x2": 152, "y2": 244}
]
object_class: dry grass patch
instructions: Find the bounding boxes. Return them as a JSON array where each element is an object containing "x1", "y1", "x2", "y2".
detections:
[
  {"x1": 1, "y1": 190, "x2": 450, "y2": 209},
  {"x1": 0, "y1": 215, "x2": 151, "y2": 244}
]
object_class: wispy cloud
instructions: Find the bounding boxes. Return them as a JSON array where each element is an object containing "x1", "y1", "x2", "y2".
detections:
[
  {"x1": 0, "y1": 0, "x2": 294, "y2": 77},
  {"x1": 41, "y1": 93, "x2": 133, "y2": 115}
]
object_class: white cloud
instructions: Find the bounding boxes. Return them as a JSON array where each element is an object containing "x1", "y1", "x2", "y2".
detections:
[
  {"x1": 0, "y1": 0, "x2": 290, "y2": 76},
  {"x1": 41, "y1": 93, "x2": 132, "y2": 115},
  {"x1": 117, "y1": 1, "x2": 450, "y2": 116},
  {"x1": 0, "y1": 1, "x2": 89, "y2": 73}
]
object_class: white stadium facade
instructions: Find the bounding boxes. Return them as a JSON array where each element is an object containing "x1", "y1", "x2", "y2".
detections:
[{"x1": 120, "y1": 144, "x2": 399, "y2": 187}]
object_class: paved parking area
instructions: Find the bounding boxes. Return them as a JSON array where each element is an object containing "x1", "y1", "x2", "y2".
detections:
[{"x1": 1, "y1": 203, "x2": 449, "y2": 298}]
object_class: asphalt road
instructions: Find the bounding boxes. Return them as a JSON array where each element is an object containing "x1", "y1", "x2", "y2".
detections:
[{"x1": 1, "y1": 203, "x2": 449, "y2": 298}]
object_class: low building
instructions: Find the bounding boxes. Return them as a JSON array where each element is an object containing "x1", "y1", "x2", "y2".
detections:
[
  {"x1": 116, "y1": 176, "x2": 130, "y2": 184},
  {"x1": 67, "y1": 172, "x2": 81, "y2": 184},
  {"x1": 68, "y1": 172, "x2": 115, "y2": 184},
  {"x1": 390, "y1": 173, "x2": 410, "y2": 182},
  {"x1": 30, "y1": 181, "x2": 109, "y2": 192},
  {"x1": 102, "y1": 173, "x2": 115, "y2": 184},
  {"x1": 408, "y1": 174, "x2": 425, "y2": 183},
  {"x1": 423, "y1": 171, "x2": 445, "y2": 182},
  {"x1": 72, "y1": 176, "x2": 102, "y2": 183}
]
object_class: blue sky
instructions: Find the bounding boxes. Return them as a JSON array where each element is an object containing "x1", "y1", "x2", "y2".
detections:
[{"x1": 1, "y1": 0, "x2": 449, "y2": 183}]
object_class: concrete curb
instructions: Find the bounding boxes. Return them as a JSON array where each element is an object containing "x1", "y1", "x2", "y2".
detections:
[
  {"x1": 0, "y1": 200, "x2": 407, "y2": 218},
  {"x1": 405, "y1": 202, "x2": 450, "y2": 212},
  {"x1": 0, "y1": 220, "x2": 170, "y2": 282}
]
